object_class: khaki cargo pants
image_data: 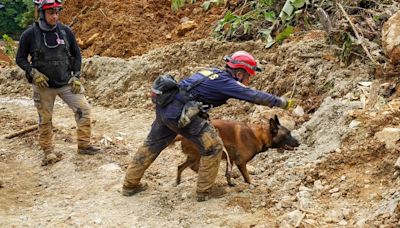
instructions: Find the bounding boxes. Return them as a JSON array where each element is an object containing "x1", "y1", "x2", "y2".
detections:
[{"x1": 32, "y1": 84, "x2": 92, "y2": 153}]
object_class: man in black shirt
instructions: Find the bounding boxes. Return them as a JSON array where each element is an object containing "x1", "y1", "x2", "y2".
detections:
[{"x1": 16, "y1": 0, "x2": 99, "y2": 166}]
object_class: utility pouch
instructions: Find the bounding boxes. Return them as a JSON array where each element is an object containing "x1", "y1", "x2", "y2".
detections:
[
  {"x1": 178, "y1": 101, "x2": 203, "y2": 128},
  {"x1": 151, "y1": 74, "x2": 180, "y2": 107}
]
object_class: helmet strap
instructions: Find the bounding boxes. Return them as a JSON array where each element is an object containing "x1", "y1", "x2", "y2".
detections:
[{"x1": 226, "y1": 67, "x2": 246, "y2": 82}]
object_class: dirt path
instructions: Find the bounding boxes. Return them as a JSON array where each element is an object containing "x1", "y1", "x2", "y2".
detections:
[{"x1": 0, "y1": 96, "x2": 269, "y2": 227}]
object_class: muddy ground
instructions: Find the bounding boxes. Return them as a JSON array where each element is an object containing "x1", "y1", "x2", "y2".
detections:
[{"x1": 1, "y1": 31, "x2": 400, "y2": 226}]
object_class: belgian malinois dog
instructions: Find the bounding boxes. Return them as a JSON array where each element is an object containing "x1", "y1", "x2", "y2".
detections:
[{"x1": 175, "y1": 115, "x2": 300, "y2": 186}]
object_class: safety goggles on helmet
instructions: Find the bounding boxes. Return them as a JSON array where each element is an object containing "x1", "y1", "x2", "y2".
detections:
[
  {"x1": 38, "y1": 0, "x2": 63, "y2": 10},
  {"x1": 224, "y1": 52, "x2": 262, "y2": 76}
]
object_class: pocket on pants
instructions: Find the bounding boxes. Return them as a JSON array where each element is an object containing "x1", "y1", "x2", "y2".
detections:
[{"x1": 33, "y1": 92, "x2": 42, "y2": 109}]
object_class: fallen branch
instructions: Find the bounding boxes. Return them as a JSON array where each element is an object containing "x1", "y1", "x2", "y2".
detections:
[
  {"x1": 295, "y1": 212, "x2": 306, "y2": 228},
  {"x1": 298, "y1": 206, "x2": 318, "y2": 215},
  {"x1": 69, "y1": 6, "x2": 89, "y2": 27},
  {"x1": 290, "y1": 67, "x2": 305, "y2": 99},
  {"x1": 337, "y1": 3, "x2": 378, "y2": 65},
  {"x1": 5, "y1": 125, "x2": 38, "y2": 139}
]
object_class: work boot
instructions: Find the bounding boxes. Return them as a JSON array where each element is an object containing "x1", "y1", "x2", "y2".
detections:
[
  {"x1": 122, "y1": 145, "x2": 158, "y2": 196},
  {"x1": 196, "y1": 150, "x2": 222, "y2": 202},
  {"x1": 78, "y1": 145, "x2": 100, "y2": 155},
  {"x1": 41, "y1": 151, "x2": 63, "y2": 166}
]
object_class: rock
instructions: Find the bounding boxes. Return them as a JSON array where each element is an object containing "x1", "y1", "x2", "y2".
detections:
[
  {"x1": 313, "y1": 180, "x2": 324, "y2": 191},
  {"x1": 97, "y1": 163, "x2": 122, "y2": 177},
  {"x1": 94, "y1": 217, "x2": 102, "y2": 225},
  {"x1": 329, "y1": 187, "x2": 339, "y2": 193},
  {"x1": 356, "y1": 219, "x2": 366, "y2": 227},
  {"x1": 0, "y1": 179, "x2": 3, "y2": 188},
  {"x1": 382, "y1": 10, "x2": 400, "y2": 64},
  {"x1": 277, "y1": 195, "x2": 295, "y2": 208},
  {"x1": 278, "y1": 210, "x2": 303, "y2": 227},
  {"x1": 358, "y1": 81, "x2": 372, "y2": 87},
  {"x1": 395, "y1": 157, "x2": 400, "y2": 169},
  {"x1": 176, "y1": 21, "x2": 197, "y2": 36},
  {"x1": 292, "y1": 105, "x2": 304, "y2": 117},
  {"x1": 247, "y1": 165, "x2": 255, "y2": 174},
  {"x1": 338, "y1": 219, "x2": 348, "y2": 226},
  {"x1": 349, "y1": 120, "x2": 361, "y2": 129},
  {"x1": 297, "y1": 190, "x2": 314, "y2": 210},
  {"x1": 374, "y1": 128, "x2": 400, "y2": 150}
]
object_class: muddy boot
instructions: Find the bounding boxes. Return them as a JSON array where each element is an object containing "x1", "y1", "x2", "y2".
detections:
[
  {"x1": 41, "y1": 150, "x2": 63, "y2": 166},
  {"x1": 122, "y1": 145, "x2": 158, "y2": 196},
  {"x1": 78, "y1": 145, "x2": 100, "y2": 155},
  {"x1": 196, "y1": 150, "x2": 222, "y2": 202}
]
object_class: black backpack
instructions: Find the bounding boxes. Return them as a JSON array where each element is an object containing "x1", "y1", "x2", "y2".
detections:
[{"x1": 151, "y1": 74, "x2": 180, "y2": 107}]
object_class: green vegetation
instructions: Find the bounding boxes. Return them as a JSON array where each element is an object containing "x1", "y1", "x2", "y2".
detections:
[
  {"x1": 214, "y1": 0, "x2": 305, "y2": 47},
  {"x1": 171, "y1": 0, "x2": 306, "y2": 47},
  {"x1": 171, "y1": 0, "x2": 197, "y2": 11},
  {"x1": 2, "y1": 34, "x2": 16, "y2": 64},
  {"x1": 0, "y1": 0, "x2": 34, "y2": 40},
  {"x1": 171, "y1": 0, "x2": 224, "y2": 12}
]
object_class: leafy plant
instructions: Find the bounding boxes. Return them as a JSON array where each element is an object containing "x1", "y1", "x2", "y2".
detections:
[
  {"x1": 275, "y1": 26, "x2": 294, "y2": 43},
  {"x1": 214, "y1": 0, "x2": 306, "y2": 47},
  {"x1": 202, "y1": 0, "x2": 224, "y2": 11},
  {"x1": 171, "y1": 0, "x2": 197, "y2": 11},
  {"x1": 2, "y1": 34, "x2": 16, "y2": 63}
]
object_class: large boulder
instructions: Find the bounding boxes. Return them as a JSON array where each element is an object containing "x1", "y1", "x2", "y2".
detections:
[{"x1": 382, "y1": 10, "x2": 400, "y2": 64}]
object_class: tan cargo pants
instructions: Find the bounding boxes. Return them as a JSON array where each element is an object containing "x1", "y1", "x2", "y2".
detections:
[{"x1": 32, "y1": 84, "x2": 92, "y2": 153}]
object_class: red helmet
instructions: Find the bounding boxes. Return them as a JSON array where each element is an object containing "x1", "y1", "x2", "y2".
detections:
[
  {"x1": 37, "y1": 0, "x2": 63, "y2": 10},
  {"x1": 224, "y1": 51, "x2": 261, "y2": 76}
]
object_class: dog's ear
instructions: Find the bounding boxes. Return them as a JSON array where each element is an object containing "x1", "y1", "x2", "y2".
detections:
[
  {"x1": 269, "y1": 117, "x2": 278, "y2": 135},
  {"x1": 274, "y1": 115, "x2": 281, "y2": 126}
]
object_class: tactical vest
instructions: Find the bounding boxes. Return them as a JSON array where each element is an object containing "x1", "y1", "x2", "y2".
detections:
[{"x1": 31, "y1": 22, "x2": 72, "y2": 88}]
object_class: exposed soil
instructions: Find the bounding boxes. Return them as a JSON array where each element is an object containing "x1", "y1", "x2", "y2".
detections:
[
  {"x1": 1, "y1": 0, "x2": 400, "y2": 227},
  {"x1": 61, "y1": 0, "x2": 225, "y2": 58}
]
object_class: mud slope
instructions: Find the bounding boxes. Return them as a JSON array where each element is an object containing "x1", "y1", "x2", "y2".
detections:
[
  {"x1": 2, "y1": 31, "x2": 399, "y2": 226},
  {"x1": 60, "y1": 0, "x2": 225, "y2": 58}
]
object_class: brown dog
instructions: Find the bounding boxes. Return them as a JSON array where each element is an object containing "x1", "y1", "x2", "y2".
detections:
[{"x1": 175, "y1": 115, "x2": 300, "y2": 186}]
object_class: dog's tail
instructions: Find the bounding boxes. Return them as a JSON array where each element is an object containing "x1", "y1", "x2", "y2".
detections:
[
  {"x1": 168, "y1": 134, "x2": 183, "y2": 147},
  {"x1": 174, "y1": 135, "x2": 183, "y2": 142}
]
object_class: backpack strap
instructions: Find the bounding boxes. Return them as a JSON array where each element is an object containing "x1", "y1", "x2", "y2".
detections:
[
  {"x1": 56, "y1": 25, "x2": 71, "y2": 57},
  {"x1": 32, "y1": 22, "x2": 43, "y2": 68},
  {"x1": 185, "y1": 69, "x2": 219, "y2": 91}
]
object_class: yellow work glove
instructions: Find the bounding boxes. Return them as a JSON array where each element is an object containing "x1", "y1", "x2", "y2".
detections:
[
  {"x1": 280, "y1": 96, "x2": 297, "y2": 110},
  {"x1": 31, "y1": 69, "x2": 49, "y2": 89},
  {"x1": 68, "y1": 75, "x2": 82, "y2": 94}
]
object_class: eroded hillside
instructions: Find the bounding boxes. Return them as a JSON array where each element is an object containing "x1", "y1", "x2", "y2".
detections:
[{"x1": 1, "y1": 0, "x2": 400, "y2": 227}]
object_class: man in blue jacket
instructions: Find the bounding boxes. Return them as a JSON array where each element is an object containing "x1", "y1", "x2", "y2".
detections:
[
  {"x1": 122, "y1": 51, "x2": 295, "y2": 201},
  {"x1": 16, "y1": 0, "x2": 99, "y2": 166}
]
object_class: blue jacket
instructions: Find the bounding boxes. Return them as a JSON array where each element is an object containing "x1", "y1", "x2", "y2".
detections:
[{"x1": 160, "y1": 68, "x2": 284, "y2": 119}]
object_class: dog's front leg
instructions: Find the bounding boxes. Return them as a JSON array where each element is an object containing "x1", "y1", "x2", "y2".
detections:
[{"x1": 237, "y1": 163, "x2": 251, "y2": 184}]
